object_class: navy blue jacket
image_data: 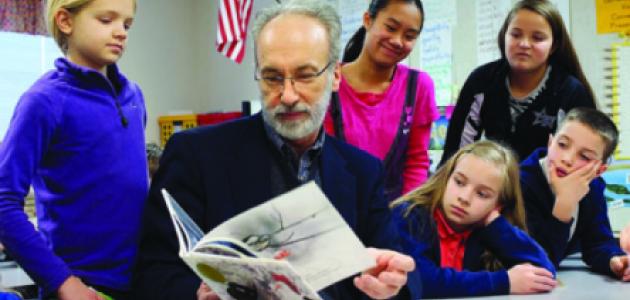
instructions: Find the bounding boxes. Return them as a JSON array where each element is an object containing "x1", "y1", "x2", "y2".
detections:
[
  {"x1": 441, "y1": 59, "x2": 595, "y2": 164},
  {"x1": 520, "y1": 148, "x2": 625, "y2": 276},
  {"x1": 133, "y1": 114, "x2": 420, "y2": 299},
  {"x1": 393, "y1": 204, "x2": 554, "y2": 298}
]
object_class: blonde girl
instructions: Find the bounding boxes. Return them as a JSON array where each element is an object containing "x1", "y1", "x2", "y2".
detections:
[
  {"x1": 392, "y1": 140, "x2": 556, "y2": 297},
  {"x1": 0, "y1": 0, "x2": 146, "y2": 299}
]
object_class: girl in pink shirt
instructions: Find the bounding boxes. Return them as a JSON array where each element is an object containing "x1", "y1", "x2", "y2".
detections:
[{"x1": 324, "y1": 0, "x2": 438, "y2": 201}]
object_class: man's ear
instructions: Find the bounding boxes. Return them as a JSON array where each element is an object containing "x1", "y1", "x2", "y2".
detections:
[
  {"x1": 331, "y1": 62, "x2": 341, "y2": 92},
  {"x1": 55, "y1": 8, "x2": 74, "y2": 35}
]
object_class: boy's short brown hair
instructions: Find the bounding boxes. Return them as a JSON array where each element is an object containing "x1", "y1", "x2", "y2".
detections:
[{"x1": 556, "y1": 107, "x2": 619, "y2": 161}]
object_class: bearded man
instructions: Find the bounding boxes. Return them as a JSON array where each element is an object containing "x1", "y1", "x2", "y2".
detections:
[{"x1": 133, "y1": 1, "x2": 420, "y2": 299}]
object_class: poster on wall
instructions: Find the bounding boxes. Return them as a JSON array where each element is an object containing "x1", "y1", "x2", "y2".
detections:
[
  {"x1": 422, "y1": 0, "x2": 457, "y2": 26},
  {"x1": 428, "y1": 106, "x2": 454, "y2": 173},
  {"x1": 421, "y1": 22, "x2": 453, "y2": 107},
  {"x1": 603, "y1": 41, "x2": 630, "y2": 235},
  {"x1": 614, "y1": 44, "x2": 630, "y2": 160},
  {"x1": 595, "y1": 0, "x2": 630, "y2": 35},
  {"x1": 476, "y1": 0, "x2": 511, "y2": 65}
]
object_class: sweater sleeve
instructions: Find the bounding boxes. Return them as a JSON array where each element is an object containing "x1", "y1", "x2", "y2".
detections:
[
  {"x1": 0, "y1": 90, "x2": 72, "y2": 295},
  {"x1": 478, "y1": 216, "x2": 556, "y2": 275},
  {"x1": 579, "y1": 179, "x2": 626, "y2": 276},
  {"x1": 392, "y1": 206, "x2": 510, "y2": 298},
  {"x1": 402, "y1": 72, "x2": 438, "y2": 193},
  {"x1": 521, "y1": 177, "x2": 572, "y2": 267},
  {"x1": 440, "y1": 66, "x2": 486, "y2": 166}
]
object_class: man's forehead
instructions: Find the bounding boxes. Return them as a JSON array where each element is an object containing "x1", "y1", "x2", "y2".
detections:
[
  {"x1": 256, "y1": 23, "x2": 329, "y2": 70},
  {"x1": 255, "y1": 13, "x2": 330, "y2": 66},
  {"x1": 257, "y1": 60, "x2": 322, "y2": 72}
]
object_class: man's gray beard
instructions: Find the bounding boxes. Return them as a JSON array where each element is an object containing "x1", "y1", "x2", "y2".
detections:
[{"x1": 262, "y1": 77, "x2": 332, "y2": 141}]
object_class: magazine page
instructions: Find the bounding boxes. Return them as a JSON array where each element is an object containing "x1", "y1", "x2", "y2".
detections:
[
  {"x1": 197, "y1": 181, "x2": 374, "y2": 291},
  {"x1": 161, "y1": 189, "x2": 204, "y2": 254},
  {"x1": 183, "y1": 252, "x2": 321, "y2": 300}
]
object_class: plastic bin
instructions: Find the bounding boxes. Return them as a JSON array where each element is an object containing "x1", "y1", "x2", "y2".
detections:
[{"x1": 158, "y1": 114, "x2": 197, "y2": 146}]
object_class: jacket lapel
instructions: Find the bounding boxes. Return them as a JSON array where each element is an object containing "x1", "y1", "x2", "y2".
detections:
[
  {"x1": 226, "y1": 114, "x2": 273, "y2": 209},
  {"x1": 320, "y1": 138, "x2": 357, "y2": 226}
]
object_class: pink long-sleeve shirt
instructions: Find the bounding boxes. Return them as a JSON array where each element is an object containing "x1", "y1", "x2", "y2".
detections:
[{"x1": 325, "y1": 64, "x2": 438, "y2": 193}]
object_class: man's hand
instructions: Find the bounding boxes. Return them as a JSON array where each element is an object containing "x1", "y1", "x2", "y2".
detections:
[
  {"x1": 550, "y1": 160, "x2": 600, "y2": 222},
  {"x1": 57, "y1": 276, "x2": 103, "y2": 300},
  {"x1": 610, "y1": 255, "x2": 630, "y2": 282},
  {"x1": 353, "y1": 248, "x2": 415, "y2": 299},
  {"x1": 197, "y1": 282, "x2": 220, "y2": 300}
]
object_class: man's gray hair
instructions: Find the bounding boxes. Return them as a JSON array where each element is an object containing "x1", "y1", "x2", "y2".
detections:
[{"x1": 251, "y1": 0, "x2": 341, "y2": 64}]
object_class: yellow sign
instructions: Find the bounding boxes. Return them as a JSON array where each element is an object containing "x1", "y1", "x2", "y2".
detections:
[{"x1": 596, "y1": 0, "x2": 630, "y2": 34}]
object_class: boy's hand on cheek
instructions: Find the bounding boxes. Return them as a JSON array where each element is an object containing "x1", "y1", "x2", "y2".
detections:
[
  {"x1": 609, "y1": 255, "x2": 630, "y2": 282},
  {"x1": 550, "y1": 160, "x2": 599, "y2": 222}
]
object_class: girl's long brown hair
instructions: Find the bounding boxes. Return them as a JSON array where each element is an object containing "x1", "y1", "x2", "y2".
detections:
[{"x1": 497, "y1": 0, "x2": 596, "y2": 107}]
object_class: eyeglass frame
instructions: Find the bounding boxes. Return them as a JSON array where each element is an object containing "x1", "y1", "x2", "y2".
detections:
[{"x1": 254, "y1": 61, "x2": 333, "y2": 92}]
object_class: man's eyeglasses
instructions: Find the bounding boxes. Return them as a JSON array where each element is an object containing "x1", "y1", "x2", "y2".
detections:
[{"x1": 255, "y1": 61, "x2": 333, "y2": 92}]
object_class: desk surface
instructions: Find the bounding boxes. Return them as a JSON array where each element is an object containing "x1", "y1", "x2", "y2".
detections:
[{"x1": 426, "y1": 256, "x2": 630, "y2": 300}]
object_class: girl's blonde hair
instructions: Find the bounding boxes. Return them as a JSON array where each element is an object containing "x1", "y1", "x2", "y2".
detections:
[
  {"x1": 46, "y1": 0, "x2": 136, "y2": 53},
  {"x1": 392, "y1": 140, "x2": 527, "y2": 270}
]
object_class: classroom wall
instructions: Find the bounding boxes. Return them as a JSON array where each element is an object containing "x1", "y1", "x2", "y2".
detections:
[
  {"x1": 118, "y1": 0, "x2": 272, "y2": 144},
  {"x1": 193, "y1": 0, "x2": 266, "y2": 114},
  {"x1": 119, "y1": 0, "x2": 204, "y2": 144}
]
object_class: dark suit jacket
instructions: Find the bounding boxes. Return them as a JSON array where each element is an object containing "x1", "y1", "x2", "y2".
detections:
[{"x1": 132, "y1": 114, "x2": 420, "y2": 299}]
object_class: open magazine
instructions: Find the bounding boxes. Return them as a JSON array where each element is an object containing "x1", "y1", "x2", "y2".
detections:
[{"x1": 162, "y1": 182, "x2": 375, "y2": 300}]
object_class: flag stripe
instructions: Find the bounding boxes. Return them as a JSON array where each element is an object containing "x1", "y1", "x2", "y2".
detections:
[{"x1": 216, "y1": 0, "x2": 253, "y2": 64}]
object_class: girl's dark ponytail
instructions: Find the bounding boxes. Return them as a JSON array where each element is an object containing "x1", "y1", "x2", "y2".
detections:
[{"x1": 342, "y1": 27, "x2": 367, "y2": 63}]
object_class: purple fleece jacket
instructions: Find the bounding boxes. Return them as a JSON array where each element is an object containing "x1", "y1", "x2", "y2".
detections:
[{"x1": 0, "y1": 58, "x2": 148, "y2": 295}]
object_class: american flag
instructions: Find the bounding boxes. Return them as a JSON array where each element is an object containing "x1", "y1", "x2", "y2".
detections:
[{"x1": 216, "y1": 0, "x2": 253, "y2": 64}]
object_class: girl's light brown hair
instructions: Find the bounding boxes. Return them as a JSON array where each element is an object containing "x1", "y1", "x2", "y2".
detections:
[
  {"x1": 497, "y1": 0, "x2": 596, "y2": 106},
  {"x1": 392, "y1": 140, "x2": 527, "y2": 270}
]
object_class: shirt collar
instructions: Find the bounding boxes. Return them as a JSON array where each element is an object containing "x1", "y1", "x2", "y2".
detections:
[
  {"x1": 263, "y1": 119, "x2": 325, "y2": 158},
  {"x1": 434, "y1": 208, "x2": 473, "y2": 240}
]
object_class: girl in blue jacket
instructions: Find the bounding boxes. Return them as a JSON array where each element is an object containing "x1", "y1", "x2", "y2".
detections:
[{"x1": 392, "y1": 140, "x2": 556, "y2": 298}]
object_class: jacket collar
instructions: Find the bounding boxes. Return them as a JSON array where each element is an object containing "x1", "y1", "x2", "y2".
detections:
[{"x1": 226, "y1": 114, "x2": 356, "y2": 219}]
